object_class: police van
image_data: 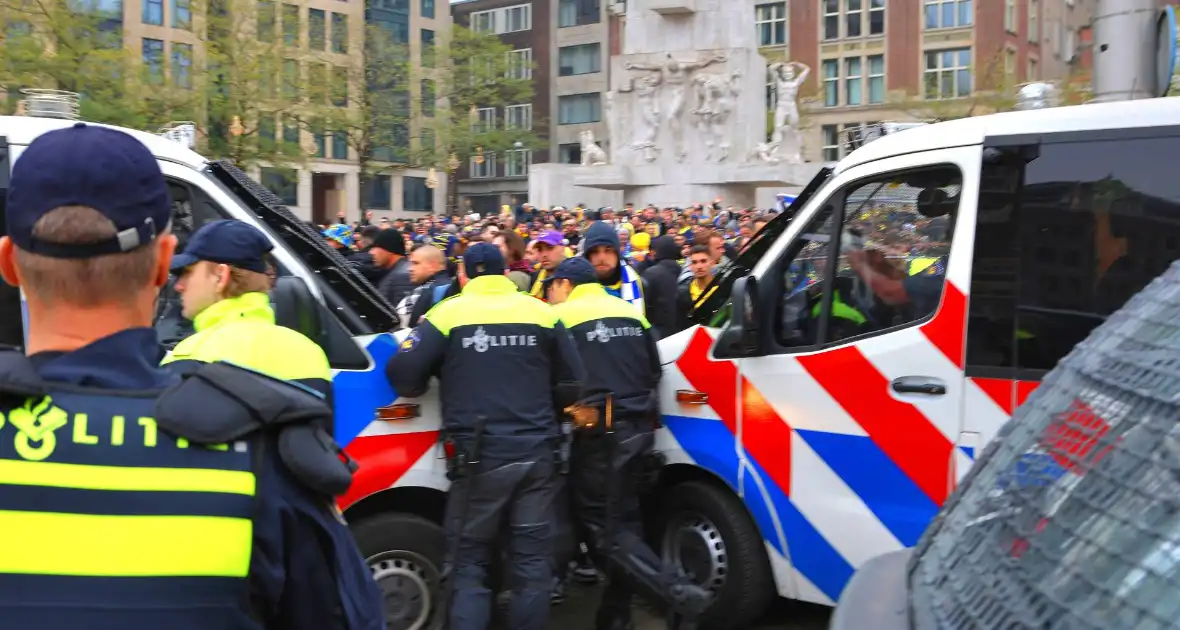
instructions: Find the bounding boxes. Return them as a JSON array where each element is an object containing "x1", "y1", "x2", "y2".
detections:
[{"x1": 3, "y1": 95, "x2": 1180, "y2": 630}]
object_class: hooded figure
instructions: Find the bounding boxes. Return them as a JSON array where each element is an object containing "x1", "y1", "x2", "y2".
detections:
[
  {"x1": 581, "y1": 221, "x2": 645, "y2": 316},
  {"x1": 640, "y1": 235, "x2": 687, "y2": 339}
]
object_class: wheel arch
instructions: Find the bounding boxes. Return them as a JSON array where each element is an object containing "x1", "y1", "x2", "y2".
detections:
[{"x1": 344, "y1": 484, "x2": 448, "y2": 527}]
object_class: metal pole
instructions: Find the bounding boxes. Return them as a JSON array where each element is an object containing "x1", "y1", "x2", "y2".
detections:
[{"x1": 1091, "y1": 0, "x2": 1159, "y2": 102}]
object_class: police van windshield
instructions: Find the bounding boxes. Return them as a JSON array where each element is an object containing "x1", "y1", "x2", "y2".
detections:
[{"x1": 689, "y1": 166, "x2": 834, "y2": 327}]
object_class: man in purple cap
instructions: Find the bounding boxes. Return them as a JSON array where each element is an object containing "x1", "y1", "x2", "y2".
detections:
[
  {"x1": 528, "y1": 229, "x2": 568, "y2": 299},
  {"x1": 0, "y1": 123, "x2": 383, "y2": 630}
]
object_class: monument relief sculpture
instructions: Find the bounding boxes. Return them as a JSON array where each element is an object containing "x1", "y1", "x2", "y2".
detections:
[
  {"x1": 580, "y1": 130, "x2": 608, "y2": 166},
  {"x1": 619, "y1": 74, "x2": 663, "y2": 163},
  {"x1": 692, "y1": 70, "x2": 742, "y2": 162},
  {"x1": 768, "y1": 61, "x2": 809, "y2": 143},
  {"x1": 625, "y1": 52, "x2": 726, "y2": 163}
]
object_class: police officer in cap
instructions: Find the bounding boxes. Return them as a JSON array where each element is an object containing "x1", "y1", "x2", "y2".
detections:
[
  {"x1": 546, "y1": 257, "x2": 711, "y2": 630},
  {"x1": 386, "y1": 242, "x2": 585, "y2": 630},
  {"x1": 161, "y1": 219, "x2": 331, "y2": 397},
  {"x1": 0, "y1": 122, "x2": 384, "y2": 630}
]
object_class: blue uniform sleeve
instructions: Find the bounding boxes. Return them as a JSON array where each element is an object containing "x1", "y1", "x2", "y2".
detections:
[
  {"x1": 384, "y1": 319, "x2": 447, "y2": 398},
  {"x1": 550, "y1": 321, "x2": 586, "y2": 409},
  {"x1": 250, "y1": 437, "x2": 386, "y2": 630}
]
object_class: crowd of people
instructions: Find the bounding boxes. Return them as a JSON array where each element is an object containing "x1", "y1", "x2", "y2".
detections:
[{"x1": 314, "y1": 200, "x2": 790, "y2": 337}]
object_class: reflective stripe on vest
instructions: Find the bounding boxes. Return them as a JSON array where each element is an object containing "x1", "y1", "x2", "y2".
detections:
[{"x1": 0, "y1": 391, "x2": 256, "y2": 580}]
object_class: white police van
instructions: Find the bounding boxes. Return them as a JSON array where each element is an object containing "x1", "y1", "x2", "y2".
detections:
[{"x1": 4, "y1": 95, "x2": 1180, "y2": 630}]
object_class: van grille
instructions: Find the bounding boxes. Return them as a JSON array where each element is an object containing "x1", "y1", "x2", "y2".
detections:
[{"x1": 910, "y1": 261, "x2": 1180, "y2": 630}]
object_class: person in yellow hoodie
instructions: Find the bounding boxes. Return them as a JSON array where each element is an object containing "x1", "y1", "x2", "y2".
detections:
[{"x1": 161, "y1": 219, "x2": 332, "y2": 397}]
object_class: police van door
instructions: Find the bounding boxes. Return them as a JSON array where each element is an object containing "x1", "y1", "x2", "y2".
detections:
[{"x1": 733, "y1": 145, "x2": 977, "y2": 603}]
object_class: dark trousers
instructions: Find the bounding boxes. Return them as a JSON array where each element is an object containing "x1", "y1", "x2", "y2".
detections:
[
  {"x1": 570, "y1": 421, "x2": 664, "y2": 628},
  {"x1": 445, "y1": 446, "x2": 557, "y2": 630}
]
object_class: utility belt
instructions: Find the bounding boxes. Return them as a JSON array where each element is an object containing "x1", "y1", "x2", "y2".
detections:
[{"x1": 563, "y1": 395, "x2": 666, "y2": 493}]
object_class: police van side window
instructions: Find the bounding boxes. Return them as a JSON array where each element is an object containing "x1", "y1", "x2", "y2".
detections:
[
  {"x1": 0, "y1": 139, "x2": 22, "y2": 348},
  {"x1": 773, "y1": 165, "x2": 962, "y2": 350},
  {"x1": 967, "y1": 129, "x2": 1180, "y2": 378}
]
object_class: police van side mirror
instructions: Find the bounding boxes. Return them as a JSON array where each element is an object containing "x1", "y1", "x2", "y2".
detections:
[
  {"x1": 714, "y1": 276, "x2": 761, "y2": 359},
  {"x1": 272, "y1": 275, "x2": 329, "y2": 350}
]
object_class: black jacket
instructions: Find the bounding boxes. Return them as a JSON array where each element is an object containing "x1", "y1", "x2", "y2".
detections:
[
  {"x1": 640, "y1": 236, "x2": 685, "y2": 340},
  {"x1": 385, "y1": 275, "x2": 585, "y2": 458},
  {"x1": 376, "y1": 257, "x2": 413, "y2": 309}
]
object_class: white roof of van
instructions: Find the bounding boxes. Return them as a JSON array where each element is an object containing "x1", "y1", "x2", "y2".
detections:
[
  {"x1": 838, "y1": 97, "x2": 1180, "y2": 173},
  {"x1": 0, "y1": 115, "x2": 209, "y2": 170}
]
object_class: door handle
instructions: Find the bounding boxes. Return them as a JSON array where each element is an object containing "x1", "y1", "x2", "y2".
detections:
[{"x1": 891, "y1": 376, "x2": 946, "y2": 396}]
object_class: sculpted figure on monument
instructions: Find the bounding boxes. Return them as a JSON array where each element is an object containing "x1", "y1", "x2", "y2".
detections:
[
  {"x1": 580, "y1": 130, "x2": 608, "y2": 166},
  {"x1": 768, "y1": 61, "x2": 810, "y2": 143},
  {"x1": 692, "y1": 70, "x2": 742, "y2": 162},
  {"x1": 626, "y1": 52, "x2": 726, "y2": 163},
  {"x1": 620, "y1": 74, "x2": 663, "y2": 163}
]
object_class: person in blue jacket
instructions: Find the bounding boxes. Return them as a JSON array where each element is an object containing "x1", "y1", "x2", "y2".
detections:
[{"x1": 0, "y1": 122, "x2": 385, "y2": 630}]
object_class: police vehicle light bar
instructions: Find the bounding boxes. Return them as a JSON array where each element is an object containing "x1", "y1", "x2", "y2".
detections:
[
  {"x1": 16, "y1": 89, "x2": 80, "y2": 121},
  {"x1": 158, "y1": 122, "x2": 198, "y2": 149},
  {"x1": 844, "y1": 122, "x2": 929, "y2": 153}
]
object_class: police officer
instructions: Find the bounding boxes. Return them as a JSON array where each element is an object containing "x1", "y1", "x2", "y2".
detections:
[
  {"x1": 385, "y1": 242, "x2": 585, "y2": 630},
  {"x1": 0, "y1": 123, "x2": 384, "y2": 630},
  {"x1": 545, "y1": 258, "x2": 711, "y2": 630},
  {"x1": 161, "y1": 219, "x2": 331, "y2": 396}
]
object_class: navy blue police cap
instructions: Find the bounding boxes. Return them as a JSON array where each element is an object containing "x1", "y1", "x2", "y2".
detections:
[
  {"x1": 463, "y1": 242, "x2": 505, "y2": 279},
  {"x1": 6, "y1": 122, "x2": 172, "y2": 259},
  {"x1": 170, "y1": 220, "x2": 274, "y2": 274},
  {"x1": 544, "y1": 257, "x2": 597, "y2": 288}
]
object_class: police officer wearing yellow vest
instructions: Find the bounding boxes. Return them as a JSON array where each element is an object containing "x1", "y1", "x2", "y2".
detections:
[
  {"x1": 0, "y1": 123, "x2": 384, "y2": 630},
  {"x1": 546, "y1": 258, "x2": 711, "y2": 630},
  {"x1": 385, "y1": 243, "x2": 585, "y2": 630},
  {"x1": 161, "y1": 219, "x2": 332, "y2": 397}
]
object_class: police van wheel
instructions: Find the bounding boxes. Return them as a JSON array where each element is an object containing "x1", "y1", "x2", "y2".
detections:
[
  {"x1": 352, "y1": 513, "x2": 447, "y2": 630},
  {"x1": 659, "y1": 481, "x2": 774, "y2": 630}
]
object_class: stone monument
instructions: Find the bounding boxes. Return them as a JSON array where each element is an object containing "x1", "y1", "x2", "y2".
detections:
[{"x1": 570, "y1": 0, "x2": 820, "y2": 208}]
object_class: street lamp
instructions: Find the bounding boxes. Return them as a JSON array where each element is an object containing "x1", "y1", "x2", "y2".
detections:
[
  {"x1": 425, "y1": 167, "x2": 438, "y2": 189},
  {"x1": 513, "y1": 141, "x2": 523, "y2": 150},
  {"x1": 228, "y1": 115, "x2": 245, "y2": 137},
  {"x1": 447, "y1": 153, "x2": 461, "y2": 171},
  {"x1": 473, "y1": 146, "x2": 485, "y2": 165}
]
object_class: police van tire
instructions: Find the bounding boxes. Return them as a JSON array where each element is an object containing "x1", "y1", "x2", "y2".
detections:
[
  {"x1": 352, "y1": 513, "x2": 447, "y2": 630},
  {"x1": 661, "y1": 481, "x2": 774, "y2": 630}
]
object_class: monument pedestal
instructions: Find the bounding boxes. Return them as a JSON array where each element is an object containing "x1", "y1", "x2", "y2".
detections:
[{"x1": 573, "y1": 162, "x2": 822, "y2": 208}]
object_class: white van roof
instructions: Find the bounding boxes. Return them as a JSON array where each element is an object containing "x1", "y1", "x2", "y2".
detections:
[
  {"x1": 838, "y1": 97, "x2": 1180, "y2": 173},
  {"x1": 0, "y1": 115, "x2": 209, "y2": 170}
]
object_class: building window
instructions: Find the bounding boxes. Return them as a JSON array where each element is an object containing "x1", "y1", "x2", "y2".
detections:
[
  {"x1": 331, "y1": 13, "x2": 348, "y2": 54},
  {"x1": 332, "y1": 65, "x2": 348, "y2": 106},
  {"x1": 403, "y1": 176, "x2": 433, "y2": 212},
  {"x1": 474, "y1": 107, "x2": 496, "y2": 133},
  {"x1": 845, "y1": 0, "x2": 862, "y2": 38},
  {"x1": 308, "y1": 62, "x2": 327, "y2": 103},
  {"x1": 172, "y1": 0, "x2": 190, "y2": 28},
  {"x1": 823, "y1": 0, "x2": 839, "y2": 40},
  {"x1": 506, "y1": 149, "x2": 530, "y2": 177},
  {"x1": 1029, "y1": 0, "x2": 1039, "y2": 42},
  {"x1": 257, "y1": 0, "x2": 276, "y2": 41},
  {"x1": 1028, "y1": 57, "x2": 1038, "y2": 80},
  {"x1": 259, "y1": 115, "x2": 276, "y2": 150},
  {"x1": 471, "y1": 9, "x2": 495, "y2": 33},
  {"x1": 142, "y1": 38, "x2": 164, "y2": 83},
  {"x1": 282, "y1": 116, "x2": 300, "y2": 152},
  {"x1": 420, "y1": 0, "x2": 434, "y2": 19},
  {"x1": 142, "y1": 0, "x2": 162, "y2": 25},
  {"x1": 332, "y1": 131, "x2": 348, "y2": 159},
  {"x1": 470, "y1": 153, "x2": 496, "y2": 178},
  {"x1": 924, "y1": 48, "x2": 971, "y2": 99},
  {"x1": 868, "y1": 54, "x2": 884, "y2": 103},
  {"x1": 507, "y1": 48, "x2": 533, "y2": 79},
  {"x1": 559, "y1": 0, "x2": 600, "y2": 28},
  {"x1": 171, "y1": 42, "x2": 192, "y2": 88},
  {"x1": 821, "y1": 125, "x2": 840, "y2": 162},
  {"x1": 925, "y1": 0, "x2": 971, "y2": 30},
  {"x1": 312, "y1": 123, "x2": 326, "y2": 158},
  {"x1": 282, "y1": 59, "x2": 300, "y2": 100},
  {"x1": 308, "y1": 9, "x2": 325, "y2": 50},
  {"x1": 558, "y1": 43, "x2": 601, "y2": 76},
  {"x1": 756, "y1": 2, "x2": 786, "y2": 47},
  {"x1": 505, "y1": 103, "x2": 532, "y2": 130},
  {"x1": 822, "y1": 59, "x2": 839, "y2": 107},
  {"x1": 845, "y1": 57, "x2": 862, "y2": 105},
  {"x1": 420, "y1": 79, "x2": 434, "y2": 116},
  {"x1": 1005, "y1": 48, "x2": 1016, "y2": 79},
  {"x1": 504, "y1": 4, "x2": 531, "y2": 32},
  {"x1": 558, "y1": 142, "x2": 581, "y2": 164},
  {"x1": 421, "y1": 29, "x2": 435, "y2": 67},
  {"x1": 869, "y1": 0, "x2": 884, "y2": 35},
  {"x1": 558, "y1": 93, "x2": 601, "y2": 124},
  {"x1": 261, "y1": 167, "x2": 298, "y2": 206},
  {"x1": 363, "y1": 175, "x2": 391, "y2": 210},
  {"x1": 283, "y1": 3, "x2": 300, "y2": 46},
  {"x1": 1005, "y1": 0, "x2": 1016, "y2": 32}
]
